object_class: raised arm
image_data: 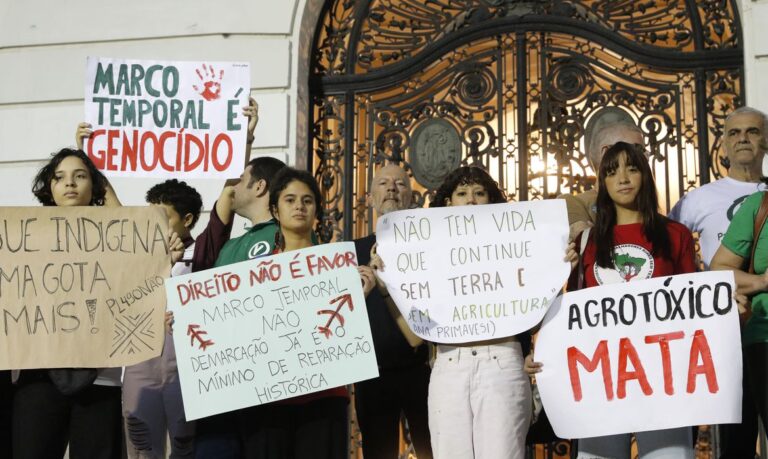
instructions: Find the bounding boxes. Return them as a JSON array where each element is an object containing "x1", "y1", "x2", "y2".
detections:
[{"x1": 216, "y1": 98, "x2": 258, "y2": 222}]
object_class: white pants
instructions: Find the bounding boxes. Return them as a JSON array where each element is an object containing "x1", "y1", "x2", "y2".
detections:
[
  {"x1": 577, "y1": 428, "x2": 694, "y2": 459},
  {"x1": 428, "y1": 341, "x2": 532, "y2": 459}
]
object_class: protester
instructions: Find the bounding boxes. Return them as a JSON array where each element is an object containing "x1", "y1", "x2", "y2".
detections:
[
  {"x1": 710, "y1": 187, "x2": 768, "y2": 449},
  {"x1": 371, "y1": 165, "x2": 574, "y2": 459},
  {"x1": 122, "y1": 179, "x2": 204, "y2": 459},
  {"x1": 188, "y1": 151, "x2": 286, "y2": 457},
  {"x1": 354, "y1": 164, "x2": 433, "y2": 459},
  {"x1": 559, "y1": 118, "x2": 644, "y2": 240},
  {"x1": 13, "y1": 148, "x2": 183, "y2": 459},
  {"x1": 526, "y1": 142, "x2": 697, "y2": 459},
  {"x1": 232, "y1": 167, "x2": 375, "y2": 458},
  {"x1": 669, "y1": 106, "x2": 768, "y2": 456}
]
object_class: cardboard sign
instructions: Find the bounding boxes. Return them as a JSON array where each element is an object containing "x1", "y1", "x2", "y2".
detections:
[
  {"x1": 375, "y1": 200, "x2": 570, "y2": 343},
  {"x1": 535, "y1": 271, "x2": 742, "y2": 438},
  {"x1": 84, "y1": 57, "x2": 250, "y2": 179},
  {"x1": 0, "y1": 207, "x2": 170, "y2": 369},
  {"x1": 166, "y1": 242, "x2": 379, "y2": 420}
]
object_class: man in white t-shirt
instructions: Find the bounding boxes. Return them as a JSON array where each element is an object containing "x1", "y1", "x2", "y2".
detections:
[
  {"x1": 668, "y1": 106, "x2": 768, "y2": 458},
  {"x1": 669, "y1": 107, "x2": 767, "y2": 269}
]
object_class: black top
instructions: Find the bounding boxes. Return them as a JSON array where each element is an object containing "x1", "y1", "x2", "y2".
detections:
[{"x1": 355, "y1": 234, "x2": 429, "y2": 370}]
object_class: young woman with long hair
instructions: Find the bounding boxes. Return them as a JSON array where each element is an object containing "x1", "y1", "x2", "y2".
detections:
[
  {"x1": 235, "y1": 167, "x2": 375, "y2": 459},
  {"x1": 423, "y1": 166, "x2": 576, "y2": 459},
  {"x1": 527, "y1": 142, "x2": 697, "y2": 458},
  {"x1": 14, "y1": 148, "x2": 182, "y2": 459}
]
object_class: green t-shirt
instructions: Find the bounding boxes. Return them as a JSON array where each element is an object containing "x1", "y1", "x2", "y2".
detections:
[
  {"x1": 721, "y1": 191, "x2": 768, "y2": 346},
  {"x1": 214, "y1": 219, "x2": 278, "y2": 267}
]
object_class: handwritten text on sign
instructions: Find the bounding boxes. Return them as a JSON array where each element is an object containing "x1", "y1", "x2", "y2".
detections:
[
  {"x1": 0, "y1": 207, "x2": 170, "y2": 369},
  {"x1": 534, "y1": 271, "x2": 742, "y2": 438},
  {"x1": 84, "y1": 57, "x2": 250, "y2": 179},
  {"x1": 167, "y1": 242, "x2": 378, "y2": 420},
  {"x1": 375, "y1": 201, "x2": 570, "y2": 343}
]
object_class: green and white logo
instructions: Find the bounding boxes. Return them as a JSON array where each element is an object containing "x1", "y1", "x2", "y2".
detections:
[{"x1": 594, "y1": 244, "x2": 654, "y2": 285}]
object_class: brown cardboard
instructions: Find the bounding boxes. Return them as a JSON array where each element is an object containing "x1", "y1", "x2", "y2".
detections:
[{"x1": 0, "y1": 206, "x2": 170, "y2": 369}]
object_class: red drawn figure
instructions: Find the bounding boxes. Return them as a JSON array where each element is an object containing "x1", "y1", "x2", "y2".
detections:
[
  {"x1": 193, "y1": 64, "x2": 224, "y2": 101},
  {"x1": 187, "y1": 324, "x2": 215, "y2": 351},
  {"x1": 317, "y1": 293, "x2": 354, "y2": 338}
]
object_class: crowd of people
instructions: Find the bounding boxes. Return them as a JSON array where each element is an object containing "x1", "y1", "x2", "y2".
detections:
[{"x1": 1, "y1": 100, "x2": 767, "y2": 459}]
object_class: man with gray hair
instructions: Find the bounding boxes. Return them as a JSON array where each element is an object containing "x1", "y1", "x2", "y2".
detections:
[
  {"x1": 353, "y1": 163, "x2": 433, "y2": 459},
  {"x1": 559, "y1": 108, "x2": 644, "y2": 237},
  {"x1": 669, "y1": 106, "x2": 768, "y2": 458}
]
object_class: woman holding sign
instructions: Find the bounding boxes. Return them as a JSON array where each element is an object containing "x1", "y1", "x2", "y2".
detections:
[
  {"x1": 422, "y1": 166, "x2": 537, "y2": 459},
  {"x1": 13, "y1": 148, "x2": 183, "y2": 459},
  {"x1": 526, "y1": 142, "x2": 697, "y2": 458},
  {"x1": 234, "y1": 167, "x2": 375, "y2": 459}
]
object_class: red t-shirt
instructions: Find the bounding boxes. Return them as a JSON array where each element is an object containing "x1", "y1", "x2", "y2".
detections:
[{"x1": 579, "y1": 221, "x2": 696, "y2": 288}]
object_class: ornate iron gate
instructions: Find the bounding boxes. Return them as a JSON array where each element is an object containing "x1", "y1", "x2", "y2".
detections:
[
  {"x1": 310, "y1": 0, "x2": 742, "y2": 243},
  {"x1": 309, "y1": 1, "x2": 743, "y2": 457}
]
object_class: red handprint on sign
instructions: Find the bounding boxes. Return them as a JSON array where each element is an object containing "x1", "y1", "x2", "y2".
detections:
[{"x1": 193, "y1": 64, "x2": 224, "y2": 101}]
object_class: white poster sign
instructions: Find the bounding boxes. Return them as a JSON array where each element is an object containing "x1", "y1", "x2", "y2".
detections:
[
  {"x1": 84, "y1": 57, "x2": 250, "y2": 179},
  {"x1": 375, "y1": 200, "x2": 570, "y2": 343},
  {"x1": 166, "y1": 242, "x2": 379, "y2": 420},
  {"x1": 535, "y1": 271, "x2": 742, "y2": 439}
]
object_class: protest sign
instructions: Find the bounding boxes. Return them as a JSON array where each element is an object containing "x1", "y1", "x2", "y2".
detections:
[
  {"x1": 84, "y1": 57, "x2": 250, "y2": 179},
  {"x1": 0, "y1": 207, "x2": 170, "y2": 369},
  {"x1": 534, "y1": 271, "x2": 742, "y2": 439},
  {"x1": 375, "y1": 200, "x2": 570, "y2": 343},
  {"x1": 166, "y1": 242, "x2": 378, "y2": 420}
]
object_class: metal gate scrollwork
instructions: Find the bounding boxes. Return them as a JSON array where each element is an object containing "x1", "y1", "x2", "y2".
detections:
[{"x1": 309, "y1": 1, "x2": 743, "y2": 457}]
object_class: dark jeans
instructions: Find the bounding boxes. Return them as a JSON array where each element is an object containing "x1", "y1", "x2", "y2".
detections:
[
  {"x1": 720, "y1": 342, "x2": 768, "y2": 459},
  {"x1": 12, "y1": 377, "x2": 122, "y2": 459},
  {"x1": 237, "y1": 397, "x2": 348, "y2": 459},
  {"x1": 354, "y1": 364, "x2": 432, "y2": 459},
  {"x1": 1, "y1": 371, "x2": 14, "y2": 458},
  {"x1": 745, "y1": 343, "x2": 768, "y2": 428}
]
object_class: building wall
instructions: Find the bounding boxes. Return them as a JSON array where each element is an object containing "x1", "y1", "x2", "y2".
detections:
[
  {"x1": 742, "y1": 0, "x2": 768, "y2": 110},
  {"x1": 0, "y1": 0, "x2": 309, "y2": 237},
  {"x1": 0, "y1": 0, "x2": 766, "y2": 236}
]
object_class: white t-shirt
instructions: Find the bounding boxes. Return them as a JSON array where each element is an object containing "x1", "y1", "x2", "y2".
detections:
[{"x1": 669, "y1": 177, "x2": 764, "y2": 269}]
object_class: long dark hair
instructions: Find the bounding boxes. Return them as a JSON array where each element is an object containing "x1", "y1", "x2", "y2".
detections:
[
  {"x1": 593, "y1": 142, "x2": 670, "y2": 268},
  {"x1": 32, "y1": 148, "x2": 107, "y2": 206},
  {"x1": 430, "y1": 166, "x2": 506, "y2": 208}
]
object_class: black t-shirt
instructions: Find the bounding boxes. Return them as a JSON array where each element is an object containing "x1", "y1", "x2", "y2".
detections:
[{"x1": 355, "y1": 234, "x2": 429, "y2": 370}]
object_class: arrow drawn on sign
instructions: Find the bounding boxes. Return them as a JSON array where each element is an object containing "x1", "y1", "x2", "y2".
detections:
[
  {"x1": 187, "y1": 324, "x2": 214, "y2": 351},
  {"x1": 317, "y1": 293, "x2": 354, "y2": 339}
]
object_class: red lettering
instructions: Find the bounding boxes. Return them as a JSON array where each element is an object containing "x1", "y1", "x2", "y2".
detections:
[
  {"x1": 567, "y1": 340, "x2": 613, "y2": 402},
  {"x1": 177, "y1": 284, "x2": 191, "y2": 306},
  {"x1": 140, "y1": 131, "x2": 159, "y2": 171},
  {"x1": 687, "y1": 329, "x2": 719, "y2": 394},
  {"x1": 211, "y1": 133, "x2": 233, "y2": 172},
  {"x1": 184, "y1": 132, "x2": 205, "y2": 171},
  {"x1": 617, "y1": 337, "x2": 653, "y2": 399},
  {"x1": 645, "y1": 331, "x2": 685, "y2": 395},
  {"x1": 121, "y1": 130, "x2": 139, "y2": 171},
  {"x1": 106, "y1": 130, "x2": 120, "y2": 170},
  {"x1": 344, "y1": 251, "x2": 357, "y2": 267},
  {"x1": 158, "y1": 131, "x2": 175, "y2": 171},
  {"x1": 87, "y1": 129, "x2": 106, "y2": 168}
]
